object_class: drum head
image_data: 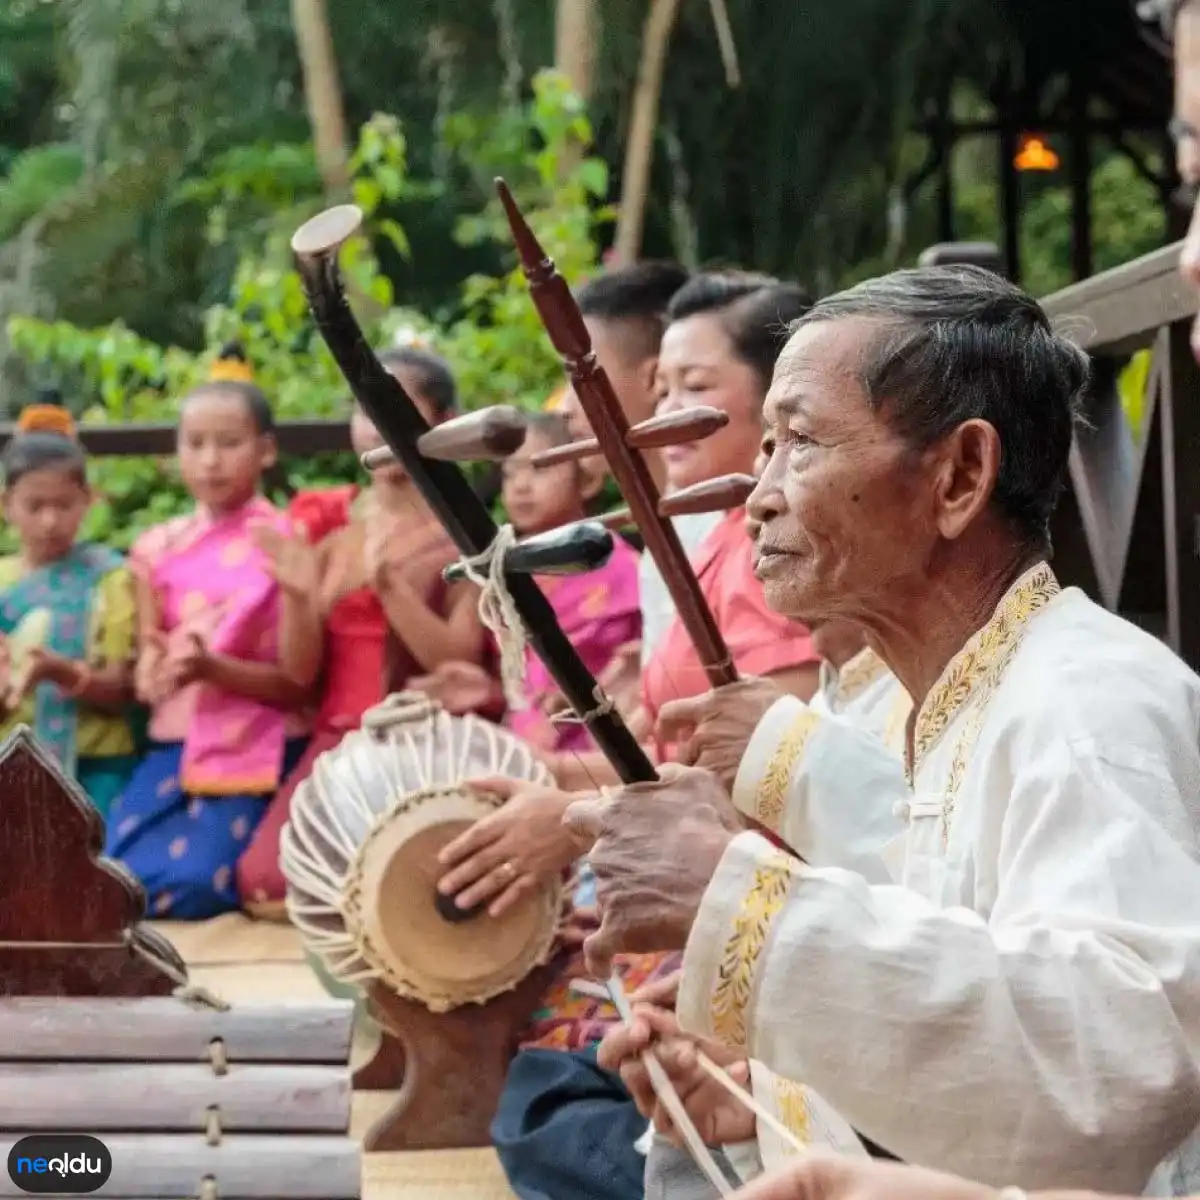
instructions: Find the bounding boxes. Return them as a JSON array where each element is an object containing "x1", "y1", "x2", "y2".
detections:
[
  {"x1": 281, "y1": 695, "x2": 561, "y2": 1013},
  {"x1": 346, "y1": 786, "x2": 555, "y2": 1006}
]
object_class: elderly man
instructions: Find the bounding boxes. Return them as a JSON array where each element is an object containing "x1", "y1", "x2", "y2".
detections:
[{"x1": 575, "y1": 265, "x2": 1200, "y2": 1194}]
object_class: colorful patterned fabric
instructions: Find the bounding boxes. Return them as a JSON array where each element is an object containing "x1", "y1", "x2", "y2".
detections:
[
  {"x1": 518, "y1": 950, "x2": 682, "y2": 1053},
  {"x1": 105, "y1": 737, "x2": 308, "y2": 919},
  {"x1": 507, "y1": 536, "x2": 642, "y2": 754},
  {"x1": 0, "y1": 543, "x2": 133, "y2": 782},
  {"x1": 233, "y1": 487, "x2": 460, "y2": 911},
  {"x1": 235, "y1": 726, "x2": 345, "y2": 909},
  {"x1": 131, "y1": 498, "x2": 294, "y2": 795}
]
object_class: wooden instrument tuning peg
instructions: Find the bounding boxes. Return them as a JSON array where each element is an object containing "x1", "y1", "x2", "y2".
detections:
[
  {"x1": 530, "y1": 406, "x2": 730, "y2": 469},
  {"x1": 628, "y1": 406, "x2": 729, "y2": 449},
  {"x1": 658, "y1": 473, "x2": 757, "y2": 517},
  {"x1": 444, "y1": 520, "x2": 614, "y2": 583},
  {"x1": 416, "y1": 406, "x2": 529, "y2": 462}
]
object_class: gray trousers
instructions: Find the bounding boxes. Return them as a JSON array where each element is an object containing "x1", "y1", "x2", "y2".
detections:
[{"x1": 643, "y1": 1134, "x2": 746, "y2": 1199}]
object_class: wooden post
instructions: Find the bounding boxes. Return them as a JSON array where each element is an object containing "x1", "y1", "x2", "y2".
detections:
[{"x1": 1159, "y1": 319, "x2": 1200, "y2": 667}]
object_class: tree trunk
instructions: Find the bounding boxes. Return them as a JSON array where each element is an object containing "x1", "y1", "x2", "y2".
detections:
[
  {"x1": 612, "y1": 0, "x2": 682, "y2": 265},
  {"x1": 290, "y1": 0, "x2": 349, "y2": 198},
  {"x1": 555, "y1": 0, "x2": 598, "y2": 102}
]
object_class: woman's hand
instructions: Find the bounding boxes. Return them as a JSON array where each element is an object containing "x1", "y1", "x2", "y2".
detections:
[
  {"x1": 597, "y1": 1005, "x2": 755, "y2": 1147},
  {"x1": 251, "y1": 522, "x2": 319, "y2": 598},
  {"x1": 410, "y1": 661, "x2": 498, "y2": 715},
  {"x1": 436, "y1": 776, "x2": 578, "y2": 917}
]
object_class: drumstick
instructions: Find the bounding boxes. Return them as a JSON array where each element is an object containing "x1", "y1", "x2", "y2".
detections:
[
  {"x1": 570, "y1": 978, "x2": 809, "y2": 1157},
  {"x1": 603, "y1": 974, "x2": 736, "y2": 1197}
]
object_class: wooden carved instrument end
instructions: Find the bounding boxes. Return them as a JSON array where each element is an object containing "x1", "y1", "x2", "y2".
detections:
[
  {"x1": 416, "y1": 406, "x2": 529, "y2": 462},
  {"x1": 444, "y1": 520, "x2": 614, "y2": 583},
  {"x1": 658, "y1": 473, "x2": 757, "y2": 517},
  {"x1": 291, "y1": 204, "x2": 364, "y2": 260}
]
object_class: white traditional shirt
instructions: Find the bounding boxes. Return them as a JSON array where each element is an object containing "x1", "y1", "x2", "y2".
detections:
[
  {"x1": 810, "y1": 646, "x2": 910, "y2": 753},
  {"x1": 679, "y1": 564, "x2": 1200, "y2": 1193},
  {"x1": 732, "y1": 648, "x2": 911, "y2": 1175},
  {"x1": 639, "y1": 511, "x2": 724, "y2": 666}
]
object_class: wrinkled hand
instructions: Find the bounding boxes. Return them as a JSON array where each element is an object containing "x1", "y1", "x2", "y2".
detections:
[
  {"x1": 557, "y1": 904, "x2": 599, "y2": 951},
  {"x1": 727, "y1": 1156, "x2": 1001, "y2": 1200},
  {"x1": 250, "y1": 521, "x2": 318, "y2": 597},
  {"x1": 409, "y1": 661, "x2": 499, "y2": 716},
  {"x1": 629, "y1": 967, "x2": 681, "y2": 1010},
  {"x1": 598, "y1": 1005, "x2": 754, "y2": 1146},
  {"x1": 436, "y1": 776, "x2": 578, "y2": 917},
  {"x1": 656, "y1": 677, "x2": 786, "y2": 794},
  {"x1": 563, "y1": 764, "x2": 742, "y2": 976}
]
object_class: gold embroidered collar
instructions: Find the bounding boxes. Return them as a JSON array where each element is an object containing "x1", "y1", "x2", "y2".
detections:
[
  {"x1": 825, "y1": 646, "x2": 891, "y2": 711},
  {"x1": 910, "y1": 562, "x2": 1060, "y2": 776}
]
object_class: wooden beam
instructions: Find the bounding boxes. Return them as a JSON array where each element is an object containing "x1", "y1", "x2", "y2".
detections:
[
  {"x1": 0, "y1": 420, "x2": 352, "y2": 458},
  {"x1": 1041, "y1": 241, "x2": 1196, "y2": 355}
]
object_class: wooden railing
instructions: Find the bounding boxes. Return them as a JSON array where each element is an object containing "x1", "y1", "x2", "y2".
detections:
[
  {"x1": 0, "y1": 419, "x2": 351, "y2": 457},
  {"x1": 1042, "y1": 241, "x2": 1200, "y2": 668}
]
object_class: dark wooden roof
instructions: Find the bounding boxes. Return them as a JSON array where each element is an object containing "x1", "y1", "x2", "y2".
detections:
[{"x1": 933, "y1": 0, "x2": 1171, "y2": 130}]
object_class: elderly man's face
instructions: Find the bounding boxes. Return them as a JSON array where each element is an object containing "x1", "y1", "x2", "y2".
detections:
[{"x1": 747, "y1": 318, "x2": 935, "y2": 623}]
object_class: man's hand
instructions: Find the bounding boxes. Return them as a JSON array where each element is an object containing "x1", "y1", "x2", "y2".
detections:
[
  {"x1": 597, "y1": 1005, "x2": 755, "y2": 1147},
  {"x1": 563, "y1": 764, "x2": 742, "y2": 975},
  {"x1": 436, "y1": 777, "x2": 578, "y2": 917},
  {"x1": 656, "y1": 677, "x2": 787, "y2": 793},
  {"x1": 727, "y1": 1155, "x2": 1001, "y2": 1200}
]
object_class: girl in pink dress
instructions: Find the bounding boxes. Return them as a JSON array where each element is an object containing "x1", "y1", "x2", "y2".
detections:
[
  {"x1": 105, "y1": 346, "x2": 317, "y2": 919},
  {"x1": 414, "y1": 412, "x2": 642, "y2": 756}
]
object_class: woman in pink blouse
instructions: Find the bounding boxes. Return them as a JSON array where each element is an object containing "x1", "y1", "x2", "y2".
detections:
[{"x1": 437, "y1": 270, "x2": 819, "y2": 924}]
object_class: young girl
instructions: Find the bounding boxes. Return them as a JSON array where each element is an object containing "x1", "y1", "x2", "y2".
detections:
[
  {"x1": 412, "y1": 411, "x2": 642, "y2": 756},
  {"x1": 104, "y1": 345, "x2": 317, "y2": 919},
  {"x1": 0, "y1": 404, "x2": 137, "y2": 816},
  {"x1": 235, "y1": 346, "x2": 486, "y2": 917}
]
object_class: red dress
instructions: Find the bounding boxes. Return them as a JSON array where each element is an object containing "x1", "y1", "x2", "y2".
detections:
[{"x1": 236, "y1": 486, "x2": 457, "y2": 911}]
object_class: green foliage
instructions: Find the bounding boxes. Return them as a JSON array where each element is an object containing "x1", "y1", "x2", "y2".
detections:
[
  {"x1": 4, "y1": 76, "x2": 608, "y2": 551},
  {"x1": 0, "y1": 143, "x2": 84, "y2": 239},
  {"x1": 392, "y1": 70, "x2": 610, "y2": 411},
  {"x1": 5, "y1": 116, "x2": 412, "y2": 552}
]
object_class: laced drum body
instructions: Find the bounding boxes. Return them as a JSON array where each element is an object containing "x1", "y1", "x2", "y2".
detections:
[{"x1": 281, "y1": 693, "x2": 561, "y2": 1014}]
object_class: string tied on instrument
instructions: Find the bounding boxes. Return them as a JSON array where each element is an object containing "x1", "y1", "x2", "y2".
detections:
[
  {"x1": 550, "y1": 685, "x2": 616, "y2": 728},
  {"x1": 456, "y1": 524, "x2": 529, "y2": 712}
]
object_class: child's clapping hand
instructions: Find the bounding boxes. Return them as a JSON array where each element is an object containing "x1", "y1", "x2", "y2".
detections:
[{"x1": 250, "y1": 522, "x2": 318, "y2": 598}]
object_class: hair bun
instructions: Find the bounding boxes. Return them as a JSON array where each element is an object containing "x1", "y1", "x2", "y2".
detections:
[
  {"x1": 16, "y1": 403, "x2": 77, "y2": 439},
  {"x1": 209, "y1": 340, "x2": 255, "y2": 384}
]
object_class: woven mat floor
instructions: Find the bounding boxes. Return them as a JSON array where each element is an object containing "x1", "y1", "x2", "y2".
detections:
[{"x1": 149, "y1": 914, "x2": 519, "y2": 1200}]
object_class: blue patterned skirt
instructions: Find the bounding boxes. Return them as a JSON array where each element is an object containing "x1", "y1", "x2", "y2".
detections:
[{"x1": 105, "y1": 738, "x2": 307, "y2": 920}]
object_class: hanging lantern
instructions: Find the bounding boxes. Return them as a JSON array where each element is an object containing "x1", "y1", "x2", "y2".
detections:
[{"x1": 1014, "y1": 134, "x2": 1061, "y2": 172}]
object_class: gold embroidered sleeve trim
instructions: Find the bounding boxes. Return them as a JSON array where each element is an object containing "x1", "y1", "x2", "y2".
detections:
[
  {"x1": 755, "y1": 711, "x2": 822, "y2": 831},
  {"x1": 771, "y1": 1076, "x2": 812, "y2": 1154},
  {"x1": 710, "y1": 851, "x2": 795, "y2": 1047}
]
